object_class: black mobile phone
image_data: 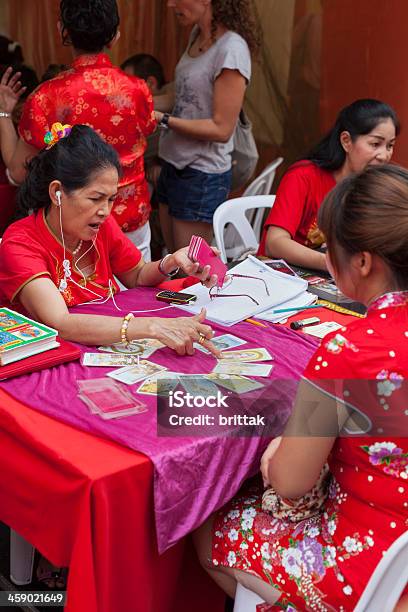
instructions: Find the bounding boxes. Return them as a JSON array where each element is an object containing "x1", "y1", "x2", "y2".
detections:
[{"x1": 156, "y1": 290, "x2": 197, "y2": 304}]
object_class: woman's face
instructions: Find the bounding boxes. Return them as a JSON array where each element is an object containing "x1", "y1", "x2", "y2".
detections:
[
  {"x1": 167, "y1": 0, "x2": 209, "y2": 26},
  {"x1": 57, "y1": 167, "x2": 119, "y2": 242},
  {"x1": 343, "y1": 118, "x2": 396, "y2": 174}
]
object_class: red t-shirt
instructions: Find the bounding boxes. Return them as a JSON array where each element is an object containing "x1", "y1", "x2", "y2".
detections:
[
  {"x1": 258, "y1": 160, "x2": 336, "y2": 256},
  {"x1": 0, "y1": 210, "x2": 142, "y2": 307},
  {"x1": 19, "y1": 54, "x2": 156, "y2": 232}
]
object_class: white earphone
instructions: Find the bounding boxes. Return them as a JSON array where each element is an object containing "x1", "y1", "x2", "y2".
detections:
[{"x1": 56, "y1": 190, "x2": 62, "y2": 207}]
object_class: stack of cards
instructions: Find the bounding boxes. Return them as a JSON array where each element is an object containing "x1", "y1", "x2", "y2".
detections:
[
  {"x1": 194, "y1": 333, "x2": 247, "y2": 354},
  {"x1": 78, "y1": 378, "x2": 147, "y2": 419},
  {"x1": 107, "y1": 360, "x2": 168, "y2": 385}
]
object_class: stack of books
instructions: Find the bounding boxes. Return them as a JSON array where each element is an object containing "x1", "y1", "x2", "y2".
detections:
[{"x1": 0, "y1": 308, "x2": 59, "y2": 365}]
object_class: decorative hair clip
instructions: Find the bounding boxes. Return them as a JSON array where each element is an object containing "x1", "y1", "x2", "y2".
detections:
[{"x1": 44, "y1": 122, "x2": 72, "y2": 149}]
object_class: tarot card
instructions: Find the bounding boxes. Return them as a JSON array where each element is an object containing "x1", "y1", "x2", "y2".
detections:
[
  {"x1": 213, "y1": 362, "x2": 274, "y2": 377},
  {"x1": 137, "y1": 372, "x2": 181, "y2": 396},
  {"x1": 218, "y1": 348, "x2": 274, "y2": 363},
  {"x1": 98, "y1": 338, "x2": 164, "y2": 357},
  {"x1": 107, "y1": 360, "x2": 167, "y2": 385},
  {"x1": 194, "y1": 333, "x2": 247, "y2": 354},
  {"x1": 179, "y1": 375, "x2": 220, "y2": 397},
  {"x1": 207, "y1": 373, "x2": 264, "y2": 393},
  {"x1": 82, "y1": 353, "x2": 140, "y2": 367}
]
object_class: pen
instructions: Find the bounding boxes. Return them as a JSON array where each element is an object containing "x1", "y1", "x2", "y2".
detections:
[
  {"x1": 245, "y1": 318, "x2": 268, "y2": 328},
  {"x1": 272, "y1": 305, "x2": 322, "y2": 314}
]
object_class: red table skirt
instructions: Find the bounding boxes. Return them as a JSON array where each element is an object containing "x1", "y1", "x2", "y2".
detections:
[{"x1": 0, "y1": 388, "x2": 224, "y2": 612}]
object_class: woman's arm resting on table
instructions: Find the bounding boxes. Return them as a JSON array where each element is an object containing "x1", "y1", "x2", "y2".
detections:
[
  {"x1": 265, "y1": 226, "x2": 327, "y2": 270},
  {"x1": 263, "y1": 379, "x2": 349, "y2": 498},
  {"x1": 155, "y1": 69, "x2": 246, "y2": 143},
  {"x1": 19, "y1": 277, "x2": 221, "y2": 356}
]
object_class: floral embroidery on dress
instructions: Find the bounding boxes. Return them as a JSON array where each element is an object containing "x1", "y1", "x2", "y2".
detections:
[
  {"x1": 325, "y1": 334, "x2": 359, "y2": 355},
  {"x1": 361, "y1": 442, "x2": 408, "y2": 479},
  {"x1": 376, "y1": 370, "x2": 403, "y2": 397},
  {"x1": 369, "y1": 290, "x2": 408, "y2": 311}
]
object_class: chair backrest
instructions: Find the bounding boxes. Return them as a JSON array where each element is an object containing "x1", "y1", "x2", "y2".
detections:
[
  {"x1": 354, "y1": 530, "x2": 408, "y2": 612},
  {"x1": 243, "y1": 156, "x2": 283, "y2": 198},
  {"x1": 213, "y1": 195, "x2": 275, "y2": 263},
  {"x1": 233, "y1": 530, "x2": 408, "y2": 612}
]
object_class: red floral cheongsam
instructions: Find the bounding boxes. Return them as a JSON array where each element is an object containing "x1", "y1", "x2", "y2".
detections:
[
  {"x1": 19, "y1": 54, "x2": 156, "y2": 232},
  {"x1": 212, "y1": 292, "x2": 408, "y2": 611}
]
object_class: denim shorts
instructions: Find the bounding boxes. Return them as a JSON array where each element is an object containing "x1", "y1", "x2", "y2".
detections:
[{"x1": 157, "y1": 161, "x2": 232, "y2": 223}]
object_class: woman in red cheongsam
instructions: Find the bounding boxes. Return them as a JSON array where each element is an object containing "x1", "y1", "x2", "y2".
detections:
[
  {"x1": 195, "y1": 164, "x2": 408, "y2": 611},
  {"x1": 0, "y1": 0, "x2": 156, "y2": 260}
]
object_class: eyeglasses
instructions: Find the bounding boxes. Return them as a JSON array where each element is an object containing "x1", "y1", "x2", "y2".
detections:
[{"x1": 209, "y1": 273, "x2": 270, "y2": 306}]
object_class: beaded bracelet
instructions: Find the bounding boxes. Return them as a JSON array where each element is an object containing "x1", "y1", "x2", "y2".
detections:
[{"x1": 120, "y1": 313, "x2": 134, "y2": 348}]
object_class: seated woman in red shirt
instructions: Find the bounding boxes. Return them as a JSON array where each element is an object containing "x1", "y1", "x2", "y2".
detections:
[
  {"x1": 258, "y1": 99, "x2": 399, "y2": 269},
  {"x1": 195, "y1": 164, "x2": 408, "y2": 610},
  {"x1": 0, "y1": 124, "x2": 220, "y2": 357}
]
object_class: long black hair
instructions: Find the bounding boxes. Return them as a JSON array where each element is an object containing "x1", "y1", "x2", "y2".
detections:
[
  {"x1": 306, "y1": 99, "x2": 400, "y2": 171},
  {"x1": 60, "y1": 0, "x2": 120, "y2": 53},
  {"x1": 18, "y1": 125, "x2": 122, "y2": 218}
]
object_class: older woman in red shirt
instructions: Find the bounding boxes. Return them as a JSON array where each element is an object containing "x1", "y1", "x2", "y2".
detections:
[{"x1": 0, "y1": 124, "x2": 220, "y2": 357}]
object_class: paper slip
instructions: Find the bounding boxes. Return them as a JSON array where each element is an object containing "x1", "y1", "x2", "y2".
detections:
[
  {"x1": 256, "y1": 291, "x2": 317, "y2": 323},
  {"x1": 302, "y1": 321, "x2": 343, "y2": 339},
  {"x1": 194, "y1": 333, "x2": 247, "y2": 354},
  {"x1": 107, "y1": 360, "x2": 167, "y2": 385},
  {"x1": 213, "y1": 362, "x2": 273, "y2": 377},
  {"x1": 98, "y1": 338, "x2": 164, "y2": 357},
  {"x1": 207, "y1": 373, "x2": 264, "y2": 393},
  {"x1": 137, "y1": 372, "x2": 181, "y2": 396},
  {"x1": 218, "y1": 348, "x2": 273, "y2": 363},
  {"x1": 82, "y1": 353, "x2": 141, "y2": 367}
]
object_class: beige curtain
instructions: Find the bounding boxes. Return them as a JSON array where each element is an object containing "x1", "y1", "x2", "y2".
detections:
[
  {"x1": 4, "y1": 0, "x2": 321, "y2": 162},
  {"x1": 6, "y1": 0, "x2": 189, "y2": 82}
]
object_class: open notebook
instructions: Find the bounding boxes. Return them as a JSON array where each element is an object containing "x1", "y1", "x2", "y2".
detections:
[{"x1": 176, "y1": 256, "x2": 308, "y2": 326}]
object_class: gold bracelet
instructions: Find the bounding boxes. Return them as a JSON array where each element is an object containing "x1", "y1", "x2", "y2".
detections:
[{"x1": 120, "y1": 313, "x2": 134, "y2": 347}]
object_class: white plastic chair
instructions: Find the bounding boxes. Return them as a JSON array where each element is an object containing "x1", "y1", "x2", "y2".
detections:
[
  {"x1": 10, "y1": 529, "x2": 35, "y2": 585},
  {"x1": 222, "y1": 157, "x2": 283, "y2": 260},
  {"x1": 243, "y1": 157, "x2": 283, "y2": 198},
  {"x1": 213, "y1": 195, "x2": 275, "y2": 263},
  {"x1": 233, "y1": 583, "x2": 264, "y2": 611},
  {"x1": 354, "y1": 529, "x2": 408, "y2": 612},
  {"x1": 233, "y1": 530, "x2": 408, "y2": 612}
]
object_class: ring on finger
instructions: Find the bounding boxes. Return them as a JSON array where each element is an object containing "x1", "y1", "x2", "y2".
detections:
[{"x1": 198, "y1": 333, "x2": 206, "y2": 345}]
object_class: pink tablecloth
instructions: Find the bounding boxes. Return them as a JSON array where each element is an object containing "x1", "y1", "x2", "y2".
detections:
[{"x1": 1, "y1": 287, "x2": 318, "y2": 552}]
